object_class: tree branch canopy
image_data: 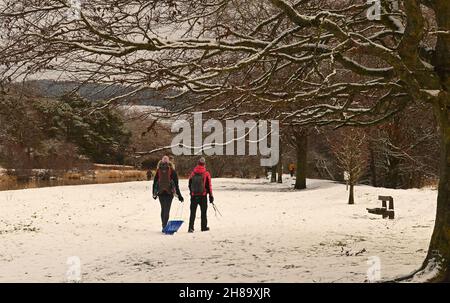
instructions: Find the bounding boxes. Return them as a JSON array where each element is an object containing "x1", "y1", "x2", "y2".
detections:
[{"x1": 0, "y1": 0, "x2": 446, "y2": 125}]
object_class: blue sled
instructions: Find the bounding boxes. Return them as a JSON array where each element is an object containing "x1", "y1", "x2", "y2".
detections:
[{"x1": 162, "y1": 220, "x2": 184, "y2": 235}]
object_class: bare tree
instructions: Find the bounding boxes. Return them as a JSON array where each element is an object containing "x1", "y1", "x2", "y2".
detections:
[{"x1": 329, "y1": 128, "x2": 369, "y2": 205}]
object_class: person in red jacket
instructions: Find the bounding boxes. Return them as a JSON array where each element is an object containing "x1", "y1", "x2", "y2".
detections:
[{"x1": 188, "y1": 157, "x2": 214, "y2": 233}]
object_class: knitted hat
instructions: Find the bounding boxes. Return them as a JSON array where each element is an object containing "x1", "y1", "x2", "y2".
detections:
[{"x1": 198, "y1": 157, "x2": 206, "y2": 165}]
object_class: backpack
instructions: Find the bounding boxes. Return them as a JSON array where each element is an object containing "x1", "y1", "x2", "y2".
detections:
[
  {"x1": 158, "y1": 164, "x2": 173, "y2": 195},
  {"x1": 191, "y1": 172, "x2": 205, "y2": 196}
]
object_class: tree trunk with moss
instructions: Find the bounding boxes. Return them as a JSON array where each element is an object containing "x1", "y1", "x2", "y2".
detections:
[
  {"x1": 420, "y1": 93, "x2": 450, "y2": 282},
  {"x1": 420, "y1": 0, "x2": 450, "y2": 282}
]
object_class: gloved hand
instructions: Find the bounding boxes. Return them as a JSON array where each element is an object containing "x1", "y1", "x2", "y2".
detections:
[
  {"x1": 179, "y1": 195, "x2": 184, "y2": 203},
  {"x1": 209, "y1": 196, "x2": 214, "y2": 204}
]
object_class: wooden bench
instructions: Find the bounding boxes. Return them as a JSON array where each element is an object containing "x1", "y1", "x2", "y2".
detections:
[{"x1": 367, "y1": 196, "x2": 395, "y2": 219}]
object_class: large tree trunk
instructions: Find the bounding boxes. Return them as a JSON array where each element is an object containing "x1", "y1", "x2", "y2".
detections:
[
  {"x1": 420, "y1": 0, "x2": 450, "y2": 282},
  {"x1": 400, "y1": 94, "x2": 450, "y2": 282},
  {"x1": 419, "y1": 94, "x2": 450, "y2": 282},
  {"x1": 396, "y1": 0, "x2": 450, "y2": 282},
  {"x1": 348, "y1": 184, "x2": 355, "y2": 205},
  {"x1": 294, "y1": 132, "x2": 307, "y2": 190}
]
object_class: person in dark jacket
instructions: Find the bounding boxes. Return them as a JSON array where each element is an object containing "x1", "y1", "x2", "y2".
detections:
[
  {"x1": 188, "y1": 157, "x2": 213, "y2": 233},
  {"x1": 153, "y1": 156, "x2": 184, "y2": 231}
]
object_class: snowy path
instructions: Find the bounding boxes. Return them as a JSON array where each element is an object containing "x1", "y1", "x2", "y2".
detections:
[{"x1": 0, "y1": 177, "x2": 436, "y2": 282}]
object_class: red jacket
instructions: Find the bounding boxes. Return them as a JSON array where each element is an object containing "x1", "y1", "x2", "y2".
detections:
[{"x1": 188, "y1": 165, "x2": 213, "y2": 197}]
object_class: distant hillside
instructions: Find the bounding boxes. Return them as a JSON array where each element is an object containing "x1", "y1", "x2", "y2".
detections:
[{"x1": 26, "y1": 79, "x2": 182, "y2": 109}]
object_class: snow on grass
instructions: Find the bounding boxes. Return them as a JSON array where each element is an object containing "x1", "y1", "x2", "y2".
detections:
[{"x1": 0, "y1": 177, "x2": 436, "y2": 282}]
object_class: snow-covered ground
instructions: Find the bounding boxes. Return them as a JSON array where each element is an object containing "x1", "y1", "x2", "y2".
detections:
[{"x1": 0, "y1": 177, "x2": 436, "y2": 282}]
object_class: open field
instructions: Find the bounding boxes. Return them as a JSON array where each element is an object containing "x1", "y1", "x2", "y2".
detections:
[{"x1": 0, "y1": 177, "x2": 436, "y2": 282}]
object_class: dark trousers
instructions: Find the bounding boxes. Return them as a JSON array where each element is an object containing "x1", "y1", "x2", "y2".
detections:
[
  {"x1": 189, "y1": 196, "x2": 208, "y2": 231},
  {"x1": 159, "y1": 194, "x2": 174, "y2": 228}
]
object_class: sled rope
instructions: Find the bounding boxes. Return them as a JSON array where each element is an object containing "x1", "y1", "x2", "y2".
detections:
[{"x1": 174, "y1": 201, "x2": 184, "y2": 220}]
